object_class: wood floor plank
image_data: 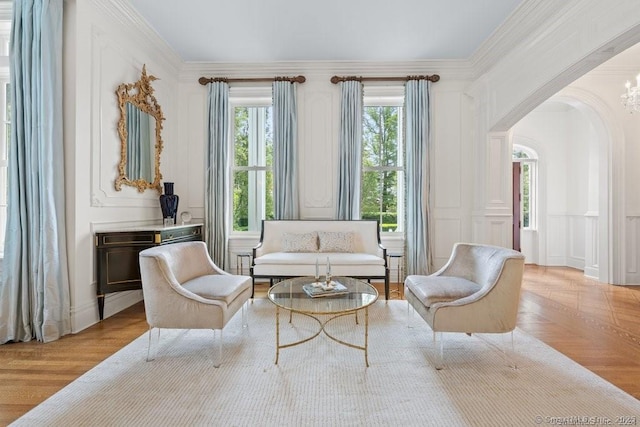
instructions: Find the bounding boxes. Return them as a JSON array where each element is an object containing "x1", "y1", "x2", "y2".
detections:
[{"x1": 0, "y1": 266, "x2": 638, "y2": 425}]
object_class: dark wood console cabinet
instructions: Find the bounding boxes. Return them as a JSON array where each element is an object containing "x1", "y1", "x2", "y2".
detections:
[{"x1": 95, "y1": 223, "x2": 203, "y2": 320}]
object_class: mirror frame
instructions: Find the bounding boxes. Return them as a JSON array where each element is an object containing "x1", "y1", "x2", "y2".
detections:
[{"x1": 115, "y1": 65, "x2": 164, "y2": 193}]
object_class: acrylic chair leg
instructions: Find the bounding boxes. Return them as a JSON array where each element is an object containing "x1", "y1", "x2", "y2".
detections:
[
  {"x1": 213, "y1": 329, "x2": 223, "y2": 368},
  {"x1": 407, "y1": 302, "x2": 415, "y2": 328},
  {"x1": 433, "y1": 331, "x2": 444, "y2": 370},
  {"x1": 146, "y1": 327, "x2": 160, "y2": 362},
  {"x1": 241, "y1": 302, "x2": 248, "y2": 329},
  {"x1": 504, "y1": 331, "x2": 517, "y2": 369}
]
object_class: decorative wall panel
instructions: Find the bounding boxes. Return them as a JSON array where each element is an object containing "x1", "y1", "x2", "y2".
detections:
[
  {"x1": 302, "y1": 89, "x2": 335, "y2": 211},
  {"x1": 626, "y1": 216, "x2": 640, "y2": 282},
  {"x1": 433, "y1": 92, "x2": 462, "y2": 209}
]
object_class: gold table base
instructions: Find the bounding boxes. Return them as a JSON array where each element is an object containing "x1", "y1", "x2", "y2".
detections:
[{"x1": 275, "y1": 306, "x2": 371, "y2": 367}]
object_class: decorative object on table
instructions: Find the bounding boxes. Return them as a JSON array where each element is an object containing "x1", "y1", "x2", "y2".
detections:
[
  {"x1": 325, "y1": 257, "x2": 331, "y2": 283},
  {"x1": 302, "y1": 280, "x2": 348, "y2": 298},
  {"x1": 180, "y1": 211, "x2": 192, "y2": 225},
  {"x1": 159, "y1": 182, "x2": 179, "y2": 225},
  {"x1": 315, "y1": 258, "x2": 320, "y2": 281}
]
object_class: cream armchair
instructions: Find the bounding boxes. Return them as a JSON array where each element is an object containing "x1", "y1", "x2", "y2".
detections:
[
  {"x1": 139, "y1": 241, "x2": 252, "y2": 367},
  {"x1": 404, "y1": 242, "x2": 525, "y2": 368}
]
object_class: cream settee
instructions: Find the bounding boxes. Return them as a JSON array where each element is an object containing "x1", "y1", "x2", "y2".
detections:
[{"x1": 251, "y1": 220, "x2": 390, "y2": 299}]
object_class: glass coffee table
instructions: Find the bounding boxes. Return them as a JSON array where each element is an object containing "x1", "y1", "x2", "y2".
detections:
[{"x1": 267, "y1": 276, "x2": 378, "y2": 367}]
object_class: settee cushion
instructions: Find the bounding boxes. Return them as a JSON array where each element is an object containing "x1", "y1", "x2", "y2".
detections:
[
  {"x1": 405, "y1": 275, "x2": 481, "y2": 308},
  {"x1": 282, "y1": 231, "x2": 319, "y2": 252},
  {"x1": 318, "y1": 231, "x2": 355, "y2": 253},
  {"x1": 182, "y1": 275, "x2": 252, "y2": 305}
]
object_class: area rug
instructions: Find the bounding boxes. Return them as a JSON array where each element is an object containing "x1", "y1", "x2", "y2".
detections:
[{"x1": 12, "y1": 300, "x2": 640, "y2": 426}]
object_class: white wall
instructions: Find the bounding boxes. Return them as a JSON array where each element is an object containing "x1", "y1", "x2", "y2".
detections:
[
  {"x1": 64, "y1": 0, "x2": 181, "y2": 331},
  {"x1": 60, "y1": 0, "x2": 640, "y2": 333}
]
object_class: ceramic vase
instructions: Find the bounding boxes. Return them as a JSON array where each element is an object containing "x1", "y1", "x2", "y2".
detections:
[{"x1": 159, "y1": 182, "x2": 179, "y2": 225}]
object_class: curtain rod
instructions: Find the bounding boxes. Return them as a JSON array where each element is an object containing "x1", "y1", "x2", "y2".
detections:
[
  {"x1": 330, "y1": 74, "x2": 440, "y2": 84},
  {"x1": 198, "y1": 75, "x2": 306, "y2": 85}
]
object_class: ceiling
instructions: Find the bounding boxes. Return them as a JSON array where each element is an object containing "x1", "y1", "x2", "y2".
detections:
[{"x1": 127, "y1": 0, "x2": 524, "y2": 62}]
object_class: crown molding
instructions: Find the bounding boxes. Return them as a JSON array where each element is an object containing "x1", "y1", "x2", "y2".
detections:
[
  {"x1": 470, "y1": 0, "x2": 575, "y2": 78},
  {"x1": 89, "y1": 0, "x2": 182, "y2": 75}
]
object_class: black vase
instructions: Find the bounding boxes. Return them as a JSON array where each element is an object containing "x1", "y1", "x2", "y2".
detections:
[{"x1": 159, "y1": 182, "x2": 179, "y2": 224}]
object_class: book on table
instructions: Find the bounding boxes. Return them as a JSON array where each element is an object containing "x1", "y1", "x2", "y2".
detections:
[{"x1": 302, "y1": 281, "x2": 348, "y2": 298}]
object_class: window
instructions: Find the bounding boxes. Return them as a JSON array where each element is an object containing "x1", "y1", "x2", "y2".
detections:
[
  {"x1": 513, "y1": 145, "x2": 537, "y2": 230},
  {"x1": 230, "y1": 102, "x2": 274, "y2": 232},
  {"x1": 361, "y1": 90, "x2": 404, "y2": 233}
]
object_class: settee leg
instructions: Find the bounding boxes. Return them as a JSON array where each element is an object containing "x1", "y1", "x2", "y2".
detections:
[{"x1": 385, "y1": 270, "x2": 390, "y2": 301}]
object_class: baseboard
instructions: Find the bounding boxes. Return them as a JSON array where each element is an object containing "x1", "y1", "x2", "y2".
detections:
[
  {"x1": 584, "y1": 266, "x2": 599, "y2": 279},
  {"x1": 72, "y1": 290, "x2": 143, "y2": 333}
]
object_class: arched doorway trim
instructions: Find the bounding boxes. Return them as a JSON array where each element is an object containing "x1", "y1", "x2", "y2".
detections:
[{"x1": 548, "y1": 86, "x2": 625, "y2": 284}]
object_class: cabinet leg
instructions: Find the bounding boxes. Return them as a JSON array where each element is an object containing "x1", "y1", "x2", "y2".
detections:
[{"x1": 98, "y1": 295, "x2": 105, "y2": 321}]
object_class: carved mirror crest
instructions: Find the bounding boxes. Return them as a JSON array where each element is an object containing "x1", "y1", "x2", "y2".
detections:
[{"x1": 115, "y1": 65, "x2": 164, "y2": 193}]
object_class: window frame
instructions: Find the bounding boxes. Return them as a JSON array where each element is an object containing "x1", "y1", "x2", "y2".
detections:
[
  {"x1": 228, "y1": 87, "x2": 273, "y2": 236},
  {"x1": 362, "y1": 86, "x2": 405, "y2": 235}
]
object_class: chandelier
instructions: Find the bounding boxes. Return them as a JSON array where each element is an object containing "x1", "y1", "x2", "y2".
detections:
[{"x1": 621, "y1": 74, "x2": 640, "y2": 113}]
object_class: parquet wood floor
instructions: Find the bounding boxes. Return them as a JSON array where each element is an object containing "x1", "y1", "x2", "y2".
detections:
[{"x1": 0, "y1": 266, "x2": 638, "y2": 425}]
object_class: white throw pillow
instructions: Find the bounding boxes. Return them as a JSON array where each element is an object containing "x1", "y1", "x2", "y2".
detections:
[
  {"x1": 318, "y1": 231, "x2": 354, "y2": 253},
  {"x1": 282, "y1": 232, "x2": 318, "y2": 252}
]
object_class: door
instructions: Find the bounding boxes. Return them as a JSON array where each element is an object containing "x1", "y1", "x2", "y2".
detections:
[{"x1": 512, "y1": 162, "x2": 521, "y2": 252}]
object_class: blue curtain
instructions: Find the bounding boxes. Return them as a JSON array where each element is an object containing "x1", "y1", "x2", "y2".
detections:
[
  {"x1": 125, "y1": 102, "x2": 152, "y2": 182},
  {"x1": 336, "y1": 80, "x2": 363, "y2": 219},
  {"x1": 0, "y1": 0, "x2": 70, "y2": 343},
  {"x1": 405, "y1": 79, "x2": 432, "y2": 276},
  {"x1": 205, "y1": 82, "x2": 229, "y2": 269},
  {"x1": 272, "y1": 81, "x2": 299, "y2": 219}
]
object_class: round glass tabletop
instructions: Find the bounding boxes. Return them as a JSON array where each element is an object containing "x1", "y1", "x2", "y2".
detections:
[{"x1": 267, "y1": 276, "x2": 378, "y2": 315}]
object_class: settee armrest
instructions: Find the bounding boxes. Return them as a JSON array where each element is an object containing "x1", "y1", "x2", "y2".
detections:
[{"x1": 252, "y1": 240, "x2": 265, "y2": 260}]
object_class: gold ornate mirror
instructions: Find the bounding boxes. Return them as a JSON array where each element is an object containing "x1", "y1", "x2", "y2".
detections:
[{"x1": 115, "y1": 65, "x2": 164, "y2": 193}]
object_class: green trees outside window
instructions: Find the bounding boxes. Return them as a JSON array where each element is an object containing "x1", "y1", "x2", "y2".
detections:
[
  {"x1": 232, "y1": 106, "x2": 274, "y2": 232},
  {"x1": 361, "y1": 105, "x2": 404, "y2": 232}
]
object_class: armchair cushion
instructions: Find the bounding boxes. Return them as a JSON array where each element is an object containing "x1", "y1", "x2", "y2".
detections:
[
  {"x1": 406, "y1": 275, "x2": 481, "y2": 308},
  {"x1": 182, "y1": 275, "x2": 252, "y2": 305}
]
